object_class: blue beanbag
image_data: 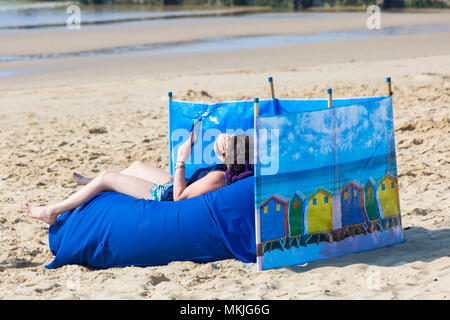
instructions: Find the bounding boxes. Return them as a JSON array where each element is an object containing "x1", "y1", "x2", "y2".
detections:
[{"x1": 46, "y1": 177, "x2": 256, "y2": 269}]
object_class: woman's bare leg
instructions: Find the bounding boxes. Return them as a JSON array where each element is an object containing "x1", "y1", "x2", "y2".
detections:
[
  {"x1": 120, "y1": 161, "x2": 173, "y2": 185},
  {"x1": 25, "y1": 170, "x2": 154, "y2": 225},
  {"x1": 73, "y1": 161, "x2": 173, "y2": 186}
]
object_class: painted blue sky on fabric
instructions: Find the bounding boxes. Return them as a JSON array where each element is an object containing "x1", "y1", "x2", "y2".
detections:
[{"x1": 256, "y1": 97, "x2": 394, "y2": 175}]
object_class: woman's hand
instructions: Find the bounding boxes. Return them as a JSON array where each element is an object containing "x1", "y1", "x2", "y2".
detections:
[
  {"x1": 176, "y1": 132, "x2": 193, "y2": 164},
  {"x1": 174, "y1": 133, "x2": 192, "y2": 201}
]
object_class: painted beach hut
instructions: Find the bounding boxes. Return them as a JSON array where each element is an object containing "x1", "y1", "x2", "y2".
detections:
[
  {"x1": 378, "y1": 173, "x2": 400, "y2": 218},
  {"x1": 340, "y1": 181, "x2": 368, "y2": 228},
  {"x1": 260, "y1": 193, "x2": 290, "y2": 242},
  {"x1": 364, "y1": 178, "x2": 381, "y2": 221},
  {"x1": 307, "y1": 188, "x2": 333, "y2": 234},
  {"x1": 288, "y1": 191, "x2": 306, "y2": 237}
]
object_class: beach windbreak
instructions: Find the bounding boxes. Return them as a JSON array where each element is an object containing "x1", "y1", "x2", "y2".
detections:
[{"x1": 169, "y1": 95, "x2": 403, "y2": 271}]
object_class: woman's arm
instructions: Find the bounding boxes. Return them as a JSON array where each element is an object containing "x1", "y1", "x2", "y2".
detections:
[
  {"x1": 173, "y1": 133, "x2": 226, "y2": 201},
  {"x1": 173, "y1": 133, "x2": 192, "y2": 201},
  {"x1": 174, "y1": 171, "x2": 226, "y2": 201},
  {"x1": 173, "y1": 163, "x2": 187, "y2": 201}
]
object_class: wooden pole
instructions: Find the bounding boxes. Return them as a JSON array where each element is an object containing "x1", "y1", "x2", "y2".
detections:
[
  {"x1": 168, "y1": 91, "x2": 173, "y2": 175},
  {"x1": 327, "y1": 88, "x2": 332, "y2": 108},
  {"x1": 254, "y1": 97, "x2": 262, "y2": 271},
  {"x1": 268, "y1": 77, "x2": 275, "y2": 100},
  {"x1": 386, "y1": 77, "x2": 392, "y2": 96}
]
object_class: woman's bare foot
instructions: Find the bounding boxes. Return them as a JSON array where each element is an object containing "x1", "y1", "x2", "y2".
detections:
[
  {"x1": 73, "y1": 172, "x2": 93, "y2": 185},
  {"x1": 23, "y1": 203, "x2": 57, "y2": 225}
]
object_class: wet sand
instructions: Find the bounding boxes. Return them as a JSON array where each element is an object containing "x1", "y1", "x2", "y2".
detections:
[{"x1": 0, "y1": 11, "x2": 449, "y2": 299}]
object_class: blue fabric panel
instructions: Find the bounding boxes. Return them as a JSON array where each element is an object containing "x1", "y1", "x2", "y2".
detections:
[
  {"x1": 168, "y1": 99, "x2": 277, "y2": 178},
  {"x1": 46, "y1": 177, "x2": 255, "y2": 269},
  {"x1": 277, "y1": 96, "x2": 389, "y2": 115},
  {"x1": 168, "y1": 97, "x2": 388, "y2": 179},
  {"x1": 255, "y1": 96, "x2": 404, "y2": 270}
]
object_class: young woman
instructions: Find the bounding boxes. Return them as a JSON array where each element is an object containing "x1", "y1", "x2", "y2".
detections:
[{"x1": 24, "y1": 133, "x2": 254, "y2": 225}]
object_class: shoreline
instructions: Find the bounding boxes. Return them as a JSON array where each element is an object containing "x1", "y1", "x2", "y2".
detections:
[
  {"x1": 2, "y1": 23, "x2": 449, "y2": 64},
  {"x1": 2, "y1": 11, "x2": 450, "y2": 57},
  {"x1": 3, "y1": 7, "x2": 449, "y2": 31},
  {"x1": 1, "y1": 32, "x2": 449, "y2": 93},
  {"x1": 0, "y1": 6, "x2": 271, "y2": 31}
]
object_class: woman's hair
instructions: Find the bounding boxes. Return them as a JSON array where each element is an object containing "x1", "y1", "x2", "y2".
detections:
[{"x1": 215, "y1": 133, "x2": 254, "y2": 176}]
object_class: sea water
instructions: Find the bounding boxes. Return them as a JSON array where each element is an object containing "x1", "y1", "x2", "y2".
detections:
[{"x1": 0, "y1": 0, "x2": 253, "y2": 30}]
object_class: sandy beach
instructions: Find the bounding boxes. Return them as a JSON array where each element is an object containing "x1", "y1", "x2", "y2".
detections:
[{"x1": 0, "y1": 9, "x2": 449, "y2": 299}]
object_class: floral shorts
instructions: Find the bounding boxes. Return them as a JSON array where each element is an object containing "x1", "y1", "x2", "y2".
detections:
[{"x1": 149, "y1": 181, "x2": 174, "y2": 201}]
